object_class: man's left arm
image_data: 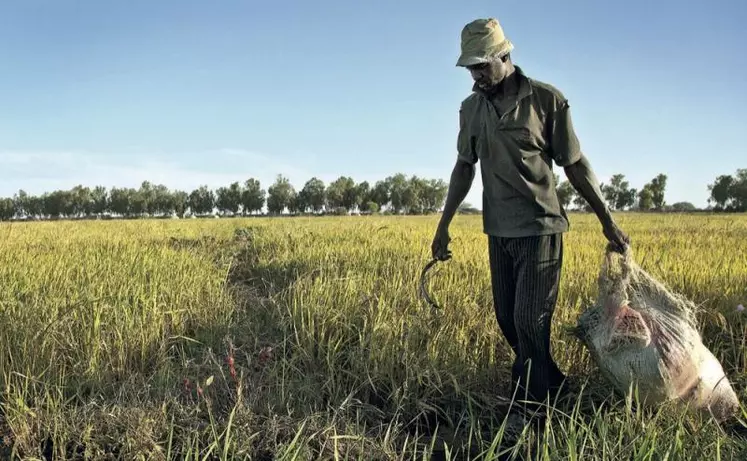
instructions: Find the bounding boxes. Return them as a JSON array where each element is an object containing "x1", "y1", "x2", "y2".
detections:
[
  {"x1": 564, "y1": 155, "x2": 630, "y2": 253},
  {"x1": 547, "y1": 97, "x2": 630, "y2": 253}
]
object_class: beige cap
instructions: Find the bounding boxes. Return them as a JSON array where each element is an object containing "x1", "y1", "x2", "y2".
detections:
[{"x1": 456, "y1": 18, "x2": 514, "y2": 67}]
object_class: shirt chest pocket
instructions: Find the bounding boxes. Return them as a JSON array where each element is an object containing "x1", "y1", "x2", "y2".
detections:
[
  {"x1": 499, "y1": 125, "x2": 533, "y2": 144},
  {"x1": 497, "y1": 123, "x2": 544, "y2": 158},
  {"x1": 473, "y1": 124, "x2": 534, "y2": 161}
]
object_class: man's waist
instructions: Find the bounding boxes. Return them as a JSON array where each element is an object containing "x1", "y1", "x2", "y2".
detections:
[{"x1": 481, "y1": 202, "x2": 569, "y2": 237}]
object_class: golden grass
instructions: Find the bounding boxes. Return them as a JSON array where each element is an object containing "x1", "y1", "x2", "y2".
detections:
[{"x1": 0, "y1": 213, "x2": 745, "y2": 460}]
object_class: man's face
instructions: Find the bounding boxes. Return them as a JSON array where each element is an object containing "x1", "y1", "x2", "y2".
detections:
[{"x1": 467, "y1": 55, "x2": 510, "y2": 90}]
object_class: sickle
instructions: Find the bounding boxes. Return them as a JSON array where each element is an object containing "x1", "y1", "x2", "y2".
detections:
[{"x1": 419, "y1": 258, "x2": 445, "y2": 309}]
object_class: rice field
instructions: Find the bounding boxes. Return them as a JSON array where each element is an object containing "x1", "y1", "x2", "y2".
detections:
[{"x1": 0, "y1": 213, "x2": 745, "y2": 460}]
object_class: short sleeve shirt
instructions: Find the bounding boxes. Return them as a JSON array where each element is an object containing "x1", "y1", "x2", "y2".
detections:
[{"x1": 457, "y1": 66, "x2": 582, "y2": 238}]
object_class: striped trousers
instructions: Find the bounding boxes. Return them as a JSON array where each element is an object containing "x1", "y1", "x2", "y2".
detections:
[{"x1": 488, "y1": 233, "x2": 566, "y2": 407}]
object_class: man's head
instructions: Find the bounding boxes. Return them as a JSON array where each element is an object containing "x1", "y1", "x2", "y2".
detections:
[
  {"x1": 456, "y1": 18, "x2": 515, "y2": 89},
  {"x1": 466, "y1": 53, "x2": 514, "y2": 90}
]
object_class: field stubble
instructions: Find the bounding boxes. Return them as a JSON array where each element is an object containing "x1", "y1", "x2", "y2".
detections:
[{"x1": 0, "y1": 213, "x2": 745, "y2": 460}]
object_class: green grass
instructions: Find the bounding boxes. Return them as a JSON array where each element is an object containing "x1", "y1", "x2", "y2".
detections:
[{"x1": 0, "y1": 213, "x2": 745, "y2": 460}]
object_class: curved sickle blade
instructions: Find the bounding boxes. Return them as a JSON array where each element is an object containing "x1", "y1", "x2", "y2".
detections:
[{"x1": 419, "y1": 258, "x2": 443, "y2": 309}]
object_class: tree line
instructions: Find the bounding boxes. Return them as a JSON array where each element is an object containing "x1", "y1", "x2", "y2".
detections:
[
  {"x1": 0, "y1": 174, "x2": 449, "y2": 221},
  {"x1": 555, "y1": 168, "x2": 747, "y2": 213},
  {"x1": 555, "y1": 172, "x2": 673, "y2": 212},
  {"x1": 1, "y1": 168, "x2": 744, "y2": 222},
  {"x1": 706, "y1": 169, "x2": 747, "y2": 212}
]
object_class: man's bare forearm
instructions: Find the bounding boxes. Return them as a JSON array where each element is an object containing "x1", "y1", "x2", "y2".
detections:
[
  {"x1": 564, "y1": 154, "x2": 613, "y2": 226},
  {"x1": 438, "y1": 160, "x2": 475, "y2": 230}
]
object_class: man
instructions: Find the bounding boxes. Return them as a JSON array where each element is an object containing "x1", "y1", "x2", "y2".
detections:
[{"x1": 431, "y1": 18, "x2": 630, "y2": 422}]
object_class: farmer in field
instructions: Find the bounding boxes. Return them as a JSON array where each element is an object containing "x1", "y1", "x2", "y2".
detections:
[{"x1": 431, "y1": 17, "x2": 630, "y2": 427}]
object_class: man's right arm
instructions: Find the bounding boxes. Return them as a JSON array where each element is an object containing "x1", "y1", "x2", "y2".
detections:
[
  {"x1": 437, "y1": 159, "x2": 475, "y2": 231},
  {"x1": 440, "y1": 105, "x2": 477, "y2": 229},
  {"x1": 432, "y1": 105, "x2": 477, "y2": 261},
  {"x1": 431, "y1": 158, "x2": 474, "y2": 261}
]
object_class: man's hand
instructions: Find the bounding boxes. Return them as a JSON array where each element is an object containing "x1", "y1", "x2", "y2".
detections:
[
  {"x1": 431, "y1": 225, "x2": 452, "y2": 261},
  {"x1": 603, "y1": 220, "x2": 630, "y2": 254}
]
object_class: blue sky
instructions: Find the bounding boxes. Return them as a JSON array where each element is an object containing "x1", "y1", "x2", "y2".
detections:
[{"x1": 1, "y1": 0, "x2": 745, "y2": 209}]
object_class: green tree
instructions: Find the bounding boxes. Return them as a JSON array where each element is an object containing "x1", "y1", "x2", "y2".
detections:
[
  {"x1": 188, "y1": 186, "x2": 215, "y2": 216},
  {"x1": 387, "y1": 174, "x2": 408, "y2": 214},
  {"x1": 13, "y1": 190, "x2": 29, "y2": 217},
  {"x1": 40, "y1": 192, "x2": 59, "y2": 218},
  {"x1": 170, "y1": 190, "x2": 189, "y2": 217},
  {"x1": 136, "y1": 181, "x2": 155, "y2": 215},
  {"x1": 0, "y1": 198, "x2": 14, "y2": 221},
  {"x1": 341, "y1": 178, "x2": 360, "y2": 211},
  {"x1": 109, "y1": 187, "x2": 132, "y2": 217},
  {"x1": 91, "y1": 186, "x2": 109, "y2": 216},
  {"x1": 300, "y1": 177, "x2": 326, "y2": 213},
  {"x1": 355, "y1": 181, "x2": 371, "y2": 212},
  {"x1": 24, "y1": 194, "x2": 44, "y2": 219},
  {"x1": 708, "y1": 174, "x2": 735, "y2": 210},
  {"x1": 39, "y1": 189, "x2": 73, "y2": 218},
  {"x1": 267, "y1": 175, "x2": 295, "y2": 215},
  {"x1": 360, "y1": 201, "x2": 379, "y2": 214},
  {"x1": 402, "y1": 176, "x2": 426, "y2": 214},
  {"x1": 68, "y1": 185, "x2": 93, "y2": 216},
  {"x1": 618, "y1": 187, "x2": 638, "y2": 211},
  {"x1": 129, "y1": 187, "x2": 147, "y2": 216},
  {"x1": 707, "y1": 169, "x2": 747, "y2": 212},
  {"x1": 241, "y1": 179, "x2": 265, "y2": 215},
  {"x1": 637, "y1": 186, "x2": 654, "y2": 211},
  {"x1": 287, "y1": 190, "x2": 302, "y2": 215},
  {"x1": 457, "y1": 202, "x2": 480, "y2": 214},
  {"x1": 670, "y1": 202, "x2": 697, "y2": 212},
  {"x1": 422, "y1": 178, "x2": 448, "y2": 213},
  {"x1": 216, "y1": 181, "x2": 243, "y2": 215},
  {"x1": 151, "y1": 184, "x2": 174, "y2": 215},
  {"x1": 600, "y1": 174, "x2": 637, "y2": 210},
  {"x1": 649, "y1": 174, "x2": 667, "y2": 210},
  {"x1": 370, "y1": 180, "x2": 391, "y2": 211},
  {"x1": 732, "y1": 169, "x2": 747, "y2": 211},
  {"x1": 326, "y1": 176, "x2": 356, "y2": 212}
]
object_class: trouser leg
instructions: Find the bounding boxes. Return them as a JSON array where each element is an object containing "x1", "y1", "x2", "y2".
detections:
[
  {"x1": 487, "y1": 235, "x2": 520, "y2": 381},
  {"x1": 506, "y1": 233, "x2": 565, "y2": 407}
]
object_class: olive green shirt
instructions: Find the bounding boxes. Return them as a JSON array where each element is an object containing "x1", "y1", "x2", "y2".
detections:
[{"x1": 457, "y1": 66, "x2": 582, "y2": 238}]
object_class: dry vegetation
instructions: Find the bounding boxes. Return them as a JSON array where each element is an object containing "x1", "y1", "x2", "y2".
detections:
[{"x1": 0, "y1": 213, "x2": 745, "y2": 460}]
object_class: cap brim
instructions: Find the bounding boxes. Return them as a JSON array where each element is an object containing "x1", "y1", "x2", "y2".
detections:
[{"x1": 456, "y1": 55, "x2": 489, "y2": 67}]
